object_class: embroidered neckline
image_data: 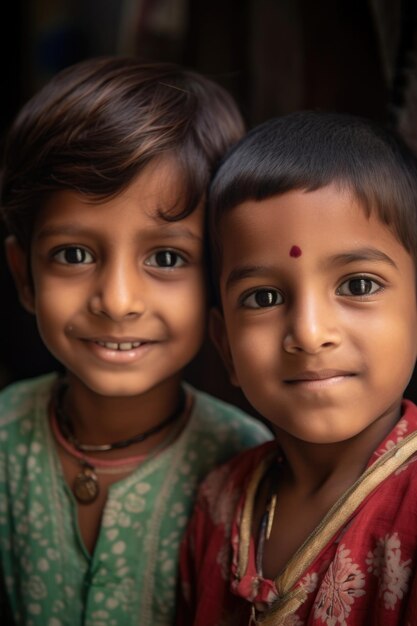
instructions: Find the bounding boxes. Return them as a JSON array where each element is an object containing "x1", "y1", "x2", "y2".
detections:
[{"x1": 237, "y1": 426, "x2": 417, "y2": 624}]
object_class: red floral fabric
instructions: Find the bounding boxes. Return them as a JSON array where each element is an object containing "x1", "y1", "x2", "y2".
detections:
[{"x1": 178, "y1": 401, "x2": 417, "y2": 626}]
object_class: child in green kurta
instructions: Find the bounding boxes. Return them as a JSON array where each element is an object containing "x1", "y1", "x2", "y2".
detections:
[{"x1": 0, "y1": 56, "x2": 271, "y2": 626}]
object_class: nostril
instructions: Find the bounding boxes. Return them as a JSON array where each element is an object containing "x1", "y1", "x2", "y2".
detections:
[{"x1": 125, "y1": 311, "x2": 140, "y2": 318}]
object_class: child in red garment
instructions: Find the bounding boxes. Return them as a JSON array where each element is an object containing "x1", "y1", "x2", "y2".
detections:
[{"x1": 178, "y1": 111, "x2": 417, "y2": 625}]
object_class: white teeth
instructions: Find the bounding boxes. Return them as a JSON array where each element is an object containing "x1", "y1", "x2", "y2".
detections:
[
  {"x1": 105, "y1": 342, "x2": 118, "y2": 350},
  {"x1": 119, "y1": 342, "x2": 139, "y2": 351},
  {"x1": 97, "y1": 341, "x2": 141, "y2": 351}
]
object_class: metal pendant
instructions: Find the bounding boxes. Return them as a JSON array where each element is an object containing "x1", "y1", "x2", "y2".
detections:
[{"x1": 73, "y1": 463, "x2": 99, "y2": 504}]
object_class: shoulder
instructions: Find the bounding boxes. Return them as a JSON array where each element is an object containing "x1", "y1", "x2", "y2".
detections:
[
  {"x1": 0, "y1": 373, "x2": 56, "y2": 435},
  {"x1": 188, "y1": 385, "x2": 272, "y2": 447},
  {"x1": 183, "y1": 442, "x2": 276, "y2": 570},
  {"x1": 196, "y1": 441, "x2": 277, "y2": 516},
  {"x1": 358, "y1": 412, "x2": 417, "y2": 525}
]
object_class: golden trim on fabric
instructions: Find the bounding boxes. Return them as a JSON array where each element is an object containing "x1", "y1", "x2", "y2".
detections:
[
  {"x1": 238, "y1": 454, "x2": 277, "y2": 579},
  {"x1": 237, "y1": 430, "x2": 417, "y2": 625}
]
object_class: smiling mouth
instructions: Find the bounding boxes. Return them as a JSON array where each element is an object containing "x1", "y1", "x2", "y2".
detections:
[{"x1": 95, "y1": 340, "x2": 143, "y2": 351}]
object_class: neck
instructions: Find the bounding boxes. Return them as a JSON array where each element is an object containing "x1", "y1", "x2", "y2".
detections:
[
  {"x1": 273, "y1": 406, "x2": 401, "y2": 496},
  {"x1": 60, "y1": 372, "x2": 186, "y2": 456}
]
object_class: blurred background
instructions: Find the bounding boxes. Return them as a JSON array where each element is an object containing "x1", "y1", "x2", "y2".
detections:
[{"x1": 1, "y1": 0, "x2": 417, "y2": 413}]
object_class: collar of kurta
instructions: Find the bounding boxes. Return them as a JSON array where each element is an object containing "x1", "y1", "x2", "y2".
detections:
[{"x1": 235, "y1": 400, "x2": 417, "y2": 625}]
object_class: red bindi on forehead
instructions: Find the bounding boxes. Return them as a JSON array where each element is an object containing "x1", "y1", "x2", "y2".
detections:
[{"x1": 289, "y1": 245, "x2": 302, "y2": 258}]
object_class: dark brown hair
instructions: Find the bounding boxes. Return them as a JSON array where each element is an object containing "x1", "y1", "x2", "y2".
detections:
[
  {"x1": 1, "y1": 56, "x2": 245, "y2": 250},
  {"x1": 209, "y1": 111, "x2": 417, "y2": 289}
]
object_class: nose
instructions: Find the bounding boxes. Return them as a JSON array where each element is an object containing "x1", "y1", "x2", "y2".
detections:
[
  {"x1": 89, "y1": 255, "x2": 146, "y2": 321},
  {"x1": 283, "y1": 291, "x2": 341, "y2": 354}
]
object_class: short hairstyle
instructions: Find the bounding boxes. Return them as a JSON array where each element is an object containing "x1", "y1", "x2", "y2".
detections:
[
  {"x1": 1, "y1": 56, "x2": 245, "y2": 250},
  {"x1": 209, "y1": 110, "x2": 417, "y2": 286}
]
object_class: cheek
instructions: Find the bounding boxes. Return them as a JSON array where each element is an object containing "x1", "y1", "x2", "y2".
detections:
[
  {"x1": 386, "y1": 319, "x2": 417, "y2": 371},
  {"x1": 168, "y1": 278, "x2": 207, "y2": 334},
  {"x1": 187, "y1": 272, "x2": 207, "y2": 311},
  {"x1": 32, "y1": 282, "x2": 78, "y2": 336},
  {"x1": 34, "y1": 301, "x2": 66, "y2": 342},
  {"x1": 228, "y1": 321, "x2": 278, "y2": 379},
  {"x1": 361, "y1": 308, "x2": 417, "y2": 385},
  {"x1": 33, "y1": 270, "x2": 84, "y2": 305}
]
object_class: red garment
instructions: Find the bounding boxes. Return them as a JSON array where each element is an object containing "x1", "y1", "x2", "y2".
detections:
[{"x1": 178, "y1": 401, "x2": 417, "y2": 626}]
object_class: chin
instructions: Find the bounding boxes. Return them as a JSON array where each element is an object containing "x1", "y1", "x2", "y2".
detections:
[
  {"x1": 70, "y1": 371, "x2": 148, "y2": 398},
  {"x1": 86, "y1": 383, "x2": 138, "y2": 398}
]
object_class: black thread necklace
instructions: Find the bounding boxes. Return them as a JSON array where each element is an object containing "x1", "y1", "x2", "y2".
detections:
[
  {"x1": 53, "y1": 383, "x2": 187, "y2": 505},
  {"x1": 55, "y1": 383, "x2": 186, "y2": 452}
]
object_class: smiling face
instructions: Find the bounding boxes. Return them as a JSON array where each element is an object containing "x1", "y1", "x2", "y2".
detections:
[
  {"x1": 213, "y1": 185, "x2": 417, "y2": 444},
  {"x1": 8, "y1": 158, "x2": 206, "y2": 401}
]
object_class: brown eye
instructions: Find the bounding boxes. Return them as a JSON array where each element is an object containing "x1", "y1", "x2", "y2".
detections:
[
  {"x1": 337, "y1": 277, "x2": 381, "y2": 296},
  {"x1": 54, "y1": 247, "x2": 94, "y2": 264},
  {"x1": 242, "y1": 288, "x2": 283, "y2": 308},
  {"x1": 145, "y1": 250, "x2": 186, "y2": 268},
  {"x1": 156, "y1": 251, "x2": 177, "y2": 267}
]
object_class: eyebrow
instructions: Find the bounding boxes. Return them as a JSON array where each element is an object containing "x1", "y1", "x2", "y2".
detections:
[
  {"x1": 329, "y1": 247, "x2": 398, "y2": 269},
  {"x1": 225, "y1": 265, "x2": 272, "y2": 291},
  {"x1": 35, "y1": 223, "x2": 202, "y2": 242},
  {"x1": 35, "y1": 225, "x2": 93, "y2": 240},
  {"x1": 155, "y1": 225, "x2": 203, "y2": 242},
  {"x1": 224, "y1": 247, "x2": 398, "y2": 291}
]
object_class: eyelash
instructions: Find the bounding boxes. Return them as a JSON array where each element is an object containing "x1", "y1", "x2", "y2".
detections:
[
  {"x1": 53, "y1": 246, "x2": 94, "y2": 265},
  {"x1": 144, "y1": 250, "x2": 187, "y2": 269},
  {"x1": 52, "y1": 246, "x2": 187, "y2": 269},
  {"x1": 240, "y1": 288, "x2": 283, "y2": 309},
  {"x1": 336, "y1": 276, "x2": 383, "y2": 297},
  {"x1": 240, "y1": 276, "x2": 383, "y2": 309}
]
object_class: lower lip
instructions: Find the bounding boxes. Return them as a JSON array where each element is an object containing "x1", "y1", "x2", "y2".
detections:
[
  {"x1": 286, "y1": 375, "x2": 353, "y2": 390},
  {"x1": 84, "y1": 340, "x2": 154, "y2": 364}
]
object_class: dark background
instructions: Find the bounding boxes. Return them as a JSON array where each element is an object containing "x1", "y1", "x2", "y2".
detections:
[{"x1": 1, "y1": 0, "x2": 417, "y2": 413}]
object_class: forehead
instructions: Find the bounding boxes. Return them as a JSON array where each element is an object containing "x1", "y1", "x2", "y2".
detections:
[
  {"x1": 33, "y1": 156, "x2": 204, "y2": 240},
  {"x1": 218, "y1": 185, "x2": 413, "y2": 281}
]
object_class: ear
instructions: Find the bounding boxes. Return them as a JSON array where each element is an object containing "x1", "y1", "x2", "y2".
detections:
[
  {"x1": 209, "y1": 307, "x2": 239, "y2": 387},
  {"x1": 5, "y1": 235, "x2": 36, "y2": 314}
]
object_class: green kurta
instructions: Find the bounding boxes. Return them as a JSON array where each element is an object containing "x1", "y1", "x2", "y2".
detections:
[{"x1": 0, "y1": 374, "x2": 271, "y2": 626}]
